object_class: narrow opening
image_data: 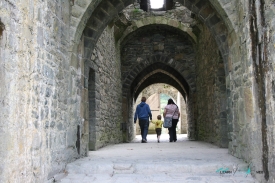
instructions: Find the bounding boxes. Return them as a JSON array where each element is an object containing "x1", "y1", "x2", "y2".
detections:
[
  {"x1": 0, "y1": 21, "x2": 4, "y2": 38},
  {"x1": 150, "y1": 0, "x2": 164, "y2": 9},
  {"x1": 76, "y1": 125, "x2": 80, "y2": 154},
  {"x1": 88, "y1": 68, "x2": 96, "y2": 150}
]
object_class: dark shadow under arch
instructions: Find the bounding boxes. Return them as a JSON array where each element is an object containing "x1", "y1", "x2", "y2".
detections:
[{"x1": 131, "y1": 62, "x2": 189, "y2": 101}]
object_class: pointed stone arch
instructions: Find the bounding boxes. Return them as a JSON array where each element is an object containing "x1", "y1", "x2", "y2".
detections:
[
  {"x1": 71, "y1": 0, "x2": 235, "y2": 74},
  {"x1": 130, "y1": 65, "x2": 188, "y2": 101},
  {"x1": 122, "y1": 56, "x2": 192, "y2": 98},
  {"x1": 118, "y1": 16, "x2": 197, "y2": 43}
]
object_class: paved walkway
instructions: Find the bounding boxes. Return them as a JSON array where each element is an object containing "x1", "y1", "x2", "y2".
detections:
[{"x1": 57, "y1": 134, "x2": 258, "y2": 183}]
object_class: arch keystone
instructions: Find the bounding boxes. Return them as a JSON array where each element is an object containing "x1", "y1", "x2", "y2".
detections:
[
  {"x1": 142, "y1": 18, "x2": 151, "y2": 26},
  {"x1": 168, "y1": 19, "x2": 179, "y2": 28},
  {"x1": 154, "y1": 16, "x2": 166, "y2": 24},
  {"x1": 72, "y1": 5, "x2": 84, "y2": 18},
  {"x1": 146, "y1": 17, "x2": 155, "y2": 24},
  {"x1": 199, "y1": 4, "x2": 215, "y2": 20},
  {"x1": 135, "y1": 20, "x2": 143, "y2": 28}
]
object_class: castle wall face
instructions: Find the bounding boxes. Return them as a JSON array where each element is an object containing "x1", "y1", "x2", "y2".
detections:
[
  {"x1": 0, "y1": 0, "x2": 80, "y2": 182},
  {"x1": 0, "y1": 0, "x2": 275, "y2": 182},
  {"x1": 85, "y1": 25, "x2": 123, "y2": 151},
  {"x1": 195, "y1": 24, "x2": 227, "y2": 147}
]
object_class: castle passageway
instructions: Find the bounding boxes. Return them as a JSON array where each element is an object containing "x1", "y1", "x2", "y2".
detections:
[{"x1": 1, "y1": 0, "x2": 275, "y2": 182}]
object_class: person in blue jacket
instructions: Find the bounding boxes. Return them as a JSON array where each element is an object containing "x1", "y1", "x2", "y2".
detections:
[{"x1": 134, "y1": 97, "x2": 152, "y2": 143}]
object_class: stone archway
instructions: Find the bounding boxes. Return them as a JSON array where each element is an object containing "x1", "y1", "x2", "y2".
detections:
[
  {"x1": 72, "y1": 0, "x2": 235, "y2": 152},
  {"x1": 70, "y1": 0, "x2": 235, "y2": 57},
  {"x1": 0, "y1": 0, "x2": 274, "y2": 182},
  {"x1": 118, "y1": 16, "x2": 197, "y2": 43},
  {"x1": 75, "y1": 1, "x2": 234, "y2": 151},
  {"x1": 120, "y1": 24, "x2": 196, "y2": 92},
  {"x1": 72, "y1": 0, "x2": 273, "y2": 181}
]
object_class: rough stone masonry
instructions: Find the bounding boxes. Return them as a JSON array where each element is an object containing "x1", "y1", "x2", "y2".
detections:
[{"x1": 0, "y1": 0, "x2": 275, "y2": 183}]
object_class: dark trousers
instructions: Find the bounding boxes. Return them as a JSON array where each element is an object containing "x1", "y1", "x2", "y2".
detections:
[
  {"x1": 155, "y1": 128, "x2": 162, "y2": 137},
  {"x1": 168, "y1": 119, "x2": 179, "y2": 142},
  {"x1": 139, "y1": 119, "x2": 149, "y2": 140}
]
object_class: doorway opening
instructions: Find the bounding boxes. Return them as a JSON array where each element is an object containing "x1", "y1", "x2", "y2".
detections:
[{"x1": 88, "y1": 68, "x2": 96, "y2": 150}]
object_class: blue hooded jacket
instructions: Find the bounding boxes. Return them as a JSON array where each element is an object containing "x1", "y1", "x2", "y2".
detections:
[{"x1": 134, "y1": 102, "x2": 152, "y2": 123}]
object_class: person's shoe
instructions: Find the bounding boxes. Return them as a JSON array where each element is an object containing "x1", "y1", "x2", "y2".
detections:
[
  {"x1": 142, "y1": 139, "x2": 147, "y2": 143},
  {"x1": 174, "y1": 140, "x2": 177, "y2": 142},
  {"x1": 158, "y1": 140, "x2": 160, "y2": 143}
]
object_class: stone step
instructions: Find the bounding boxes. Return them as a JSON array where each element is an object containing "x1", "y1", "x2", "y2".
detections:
[
  {"x1": 58, "y1": 173, "x2": 257, "y2": 183},
  {"x1": 65, "y1": 161, "x2": 250, "y2": 175}
]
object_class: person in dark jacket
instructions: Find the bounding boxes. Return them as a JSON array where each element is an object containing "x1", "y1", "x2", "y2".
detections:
[{"x1": 134, "y1": 97, "x2": 152, "y2": 143}]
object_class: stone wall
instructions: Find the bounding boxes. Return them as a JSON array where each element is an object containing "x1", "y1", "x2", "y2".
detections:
[
  {"x1": 0, "y1": 0, "x2": 84, "y2": 182},
  {"x1": 1, "y1": 0, "x2": 275, "y2": 182},
  {"x1": 85, "y1": 25, "x2": 124, "y2": 150},
  {"x1": 222, "y1": 1, "x2": 275, "y2": 181},
  {"x1": 265, "y1": 1, "x2": 275, "y2": 181},
  {"x1": 120, "y1": 24, "x2": 195, "y2": 91},
  {"x1": 180, "y1": 94, "x2": 187, "y2": 134},
  {"x1": 195, "y1": 24, "x2": 227, "y2": 147},
  {"x1": 186, "y1": 94, "x2": 195, "y2": 140},
  {"x1": 122, "y1": 2, "x2": 196, "y2": 24},
  {"x1": 0, "y1": 1, "x2": 124, "y2": 181}
]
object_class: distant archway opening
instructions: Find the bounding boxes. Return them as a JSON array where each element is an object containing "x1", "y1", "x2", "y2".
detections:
[{"x1": 134, "y1": 85, "x2": 187, "y2": 139}]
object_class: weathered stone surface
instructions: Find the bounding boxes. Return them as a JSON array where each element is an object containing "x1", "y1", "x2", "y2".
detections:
[
  {"x1": 195, "y1": 24, "x2": 227, "y2": 147},
  {"x1": 0, "y1": 1, "x2": 275, "y2": 183},
  {"x1": 84, "y1": 25, "x2": 123, "y2": 150}
]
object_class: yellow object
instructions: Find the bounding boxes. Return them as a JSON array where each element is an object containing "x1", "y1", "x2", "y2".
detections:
[{"x1": 151, "y1": 120, "x2": 164, "y2": 129}]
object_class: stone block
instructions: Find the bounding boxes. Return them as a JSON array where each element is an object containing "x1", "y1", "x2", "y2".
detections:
[
  {"x1": 109, "y1": 0, "x2": 124, "y2": 10},
  {"x1": 234, "y1": 77, "x2": 242, "y2": 88},
  {"x1": 87, "y1": 17, "x2": 103, "y2": 30},
  {"x1": 66, "y1": 128, "x2": 77, "y2": 148},
  {"x1": 208, "y1": 14, "x2": 221, "y2": 27},
  {"x1": 174, "y1": 53, "x2": 184, "y2": 60},
  {"x1": 244, "y1": 88, "x2": 253, "y2": 119},
  {"x1": 153, "y1": 43, "x2": 164, "y2": 51},
  {"x1": 57, "y1": 122, "x2": 63, "y2": 131},
  {"x1": 237, "y1": 101, "x2": 245, "y2": 122},
  {"x1": 76, "y1": 0, "x2": 88, "y2": 8},
  {"x1": 200, "y1": 5, "x2": 215, "y2": 19},
  {"x1": 168, "y1": 19, "x2": 179, "y2": 28},
  {"x1": 70, "y1": 53, "x2": 78, "y2": 69},
  {"x1": 43, "y1": 65, "x2": 54, "y2": 80},
  {"x1": 100, "y1": 1, "x2": 116, "y2": 15},
  {"x1": 83, "y1": 26, "x2": 98, "y2": 39},
  {"x1": 84, "y1": 47, "x2": 93, "y2": 59},
  {"x1": 31, "y1": 132, "x2": 42, "y2": 150},
  {"x1": 71, "y1": 5, "x2": 83, "y2": 18},
  {"x1": 93, "y1": 8, "x2": 109, "y2": 25}
]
